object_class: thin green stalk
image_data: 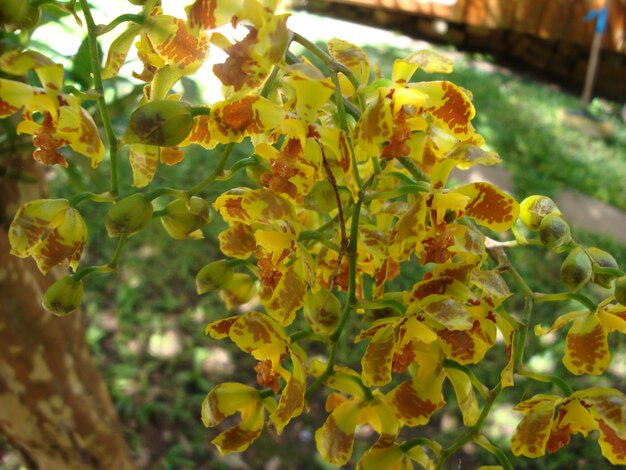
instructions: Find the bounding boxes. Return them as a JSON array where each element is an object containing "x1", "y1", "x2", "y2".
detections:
[
  {"x1": 260, "y1": 65, "x2": 281, "y2": 98},
  {"x1": 305, "y1": 343, "x2": 337, "y2": 397},
  {"x1": 443, "y1": 359, "x2": 489, "y2": 401},
  {"x1": 436, "y1": 383, "x2": 502, "y2": 469},
  {"x1": 187, "y1": 143, "x2": 234, "y2": 196},
  {"x1": 190, "y1": 107, "x2": 211, "y2": 117},
  {"x1": 517, "y1": 369, "x2": 573, "y2": 396},
  {"x1": 299, "y1": 231, "x2": 342, "y2": 253},
  {"x1": 79, "y1": 0, "x2": 120, "y2": 196},
  {"x1": 363, "y1": 183, "x2": 430, "y2": 201},
  {"x1": 399, "y1": 437, "x2": 441, "y2": 456},
  {"x1": 289, "y1": 331, "x2": 329, "y2": 344},
  {"x1": 290, "y1": 31, "x2": 361, "y2": 90},
  {"x1": 69, "y1": 191, "x2": 116, "y2": 206},
  {"x1": 514, "y1": 296, "x2": 534, "y2": 369},
  {"x1": 475, "y1": 435, "x2": 513, "y2": 470},
  {"x1": 95, "y1": 13, "x2": 144, "y2": 36},
  {"x1": 109, "y1": 235, "x2": 128, "y2": 269},
  {"x1": 397, "y1": 157, "x2": 430, "y2": 183},
  {"x1": 531, "y1": 292, "x2": 598, "y2": 312},
  {"x1": 144, "y1": 187, "x2": 185, "y2": 201},
  {"x1": 330, "y1": 200, "x2": 362, "y2": 342}
]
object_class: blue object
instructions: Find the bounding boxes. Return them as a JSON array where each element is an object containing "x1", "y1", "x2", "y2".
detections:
[{"x1": 585, "y1": 7, "x2": 609, "y2": 34}]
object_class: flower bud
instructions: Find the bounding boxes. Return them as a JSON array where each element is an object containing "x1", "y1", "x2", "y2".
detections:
[
  {"x1": 560, "y1": 246, "x2": 593, "y2": 292},
  {"x1": 615, "y1": 276, "x2": 626, "y2": 306},
  {"x1": 161, "y1": 196, "x2": 210, "y2": 240},
  {"x1": 586, "y1": 247, "x2": 619, "y2": 289},
  {"x1": 123, "y1": 100, "x2": 193, "y2": 147},
  {"x1": 196, "y1": 260, "x2": 235, "y2": 294},
  {"x1": 519, "y1": 195, "x2": 561, "y2": 231},
  {"x1": 105, "y1": 193, "x2": 153, "y2": 237},
  {"x1": 42, "y1": 276, "x2": 83, "y2": 316},
  {"x1": 303, "y1": 288, "x2": 341, "y2": 335},
  {"x1": 539, "y1": 214, "x2": 572, "y2": 252},
  {"x1": 0, "y1": 0, "x2": 40, "y2": 30}
]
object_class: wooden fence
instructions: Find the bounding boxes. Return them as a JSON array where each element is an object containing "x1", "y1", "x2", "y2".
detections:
[{"x1": 307, "y1": 0, "x2": 626, "y2": 100}]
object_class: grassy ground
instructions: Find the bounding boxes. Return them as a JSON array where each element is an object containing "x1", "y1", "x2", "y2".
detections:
[{"x1": 3, "y1": 15, "x2": 626, "y2": 470}]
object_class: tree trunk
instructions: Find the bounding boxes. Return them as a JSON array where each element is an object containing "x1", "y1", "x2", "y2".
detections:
[{"x1": 0, "y1": 155, "x2": 134, "y2": 469}]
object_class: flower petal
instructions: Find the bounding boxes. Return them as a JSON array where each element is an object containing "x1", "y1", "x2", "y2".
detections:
[
  {"x1": 31, "y1": 207, "x2": 87, "y2": 274},
  {"x1": 316, "y1": 398, "x2": 361, "y2": 465},
  {"x1": 9, "y1": 199, "x2": 69, "y2": 257},
  {"x1": 453, "y1": 182, "x2": 519, "y2": 231},
  {"x1": 387, "y1": 374, "x2": 445, "y2": 427},
  {"x1": 511, "y1": 398, "x2": 557, "y2": 458},
  {"x1": 564, "y1": 314, "x2": 610, "y2": 375},
  {"x1": 129, "y1": 144, "x2": 159, "y2": 188}
]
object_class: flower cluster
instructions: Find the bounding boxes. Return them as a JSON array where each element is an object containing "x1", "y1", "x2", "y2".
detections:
[{"x1": 4, "y1": 0, "x2": 626, "y2": 467}]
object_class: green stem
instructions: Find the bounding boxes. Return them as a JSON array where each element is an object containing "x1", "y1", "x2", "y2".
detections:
[
  {"x1": 397, "y1": 157, "x2": 430, "y2": 183},
  {"x1": 531, "y1": 292, "x2": 597, "y2": 311},
  {"x1": 68, "y1": 191, "x2": 116, "y2": 206},
  {"x1": 399, "y1": 437, "x2": 441, "y2": 457},
  {"x1": 260, "y1": 65, "x2": 281, "y2": 98},
  {"x1": 109, "y1": 235, "x2": 128, "y2": 269},
  {"x1": 305, "y1": 343, "x2": 337, "y2": 397},
  {"x1": 436, "y1": 383, "x2": 502, "y2": 469},
  {"x1": 187, "y1": 143, "x2": 234, "y2": 196},
  {"x1": 144, "y1": 187, "x2": 184, "y2": 202},
  {"x1": 289, "y1": 331, "x2": 329, "y2": 344},
  {"x1": 95, "y1": 13, "x2": 144, "y2": 36},
  {"x1": 190, "y1": 107, "x2": 211, "y2": 117},
  {"x1": 330, "y1": 200, "x2": 361, "y2": 342},
  {"x1": 299, "y1": 231, "x2": 342, "y2": 253},
  {"x1": 353, "y1": 298, "x2": 405, "y2": 316},
  {"x1": 362, "y1": 183, "x2": 430, "y2": 201},
  {"x1": 79, "y1": 0, "x2": 120, "y2": 196},
  {"x1": 517, "y1": 369, "x2": 573, "y2": 396},
  {"x1": 443, "y1": 359, "x2": 490, "y2": 401},
  {"x1": 72, "y1": 264, "x2": 114, "y2": 281},
  {"x1": 513, "y1": 297, "x2": 534, "y2": 370},
  {"x1": 290, "y1": 31, "x2": 361, "y2": 90},
  {"x1": 475, "y1": 435, "x2": 513, "y2": 470},
  {"x1": 329, "y1": 71, "x2": 362, "y2": 190}
]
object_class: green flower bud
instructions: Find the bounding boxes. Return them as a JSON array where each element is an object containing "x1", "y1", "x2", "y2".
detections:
[
  {"x1": 519, "y1": 195, "x2": 561, "y2": 231},
  {"x1": 0, "y1": 0, "x2": 40, "y2": 30},
  {"x1": 161, "y1": 197, "x2": 210, "y2": 240},
  {"x1": 42, "y1": 276, "x2": 84, "y2": 316},
  {"x1": 615, "y1": 276, "x2": 626, "y2": 305},
  {"x1": 539, "y1": 214, "x2": 572, "y2": 252},
  {"x1": 560, "y1": 246, "x2": 593, "y2": 292},
  {"x1": 303, "y1": 288, "x2": 341, "y2": 336},
  {"x1": 586, "y1": 247, "x2": 619, "y2": 289},
  {"x1": 105, "y1": 193, "x2": 153, "y2": 237},
  {"x1": 196, "y1": 260, "x2": 235, "y2": 294},
  {"x1": 123, "y1": 100, "x2": 193, "y2": 147}
]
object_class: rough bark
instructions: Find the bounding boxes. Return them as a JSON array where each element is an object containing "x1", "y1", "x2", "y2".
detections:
[{"x1": 0, "y1": 155, "x2": 134, "y2": 469}]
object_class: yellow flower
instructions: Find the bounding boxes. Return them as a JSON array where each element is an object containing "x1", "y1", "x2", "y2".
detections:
[
  {"x1": 511, "y1": 388, "x2": 626, "y2": 464},
  {"x1": 534, "y1": 298, "x2": 626, "y2": 375},
  {"x1": 201, "y1": 382, "x2": 275, "y2": 454},
  {"x1": 206, "y1": 311, "x2": 306, "y2": 433},
  {"x1": 0, "y1": 58, "x2": 104, "y2": 167},
  {"x1": 102, "y1": 7, "x2": 209, "y2": 80},
  {"x1": 9, "y1": 199, "x2": 87, "y2": 274}
]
